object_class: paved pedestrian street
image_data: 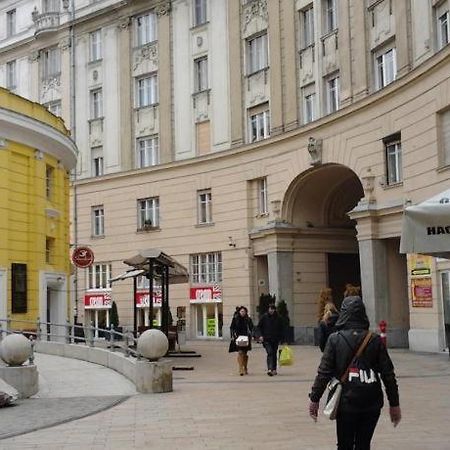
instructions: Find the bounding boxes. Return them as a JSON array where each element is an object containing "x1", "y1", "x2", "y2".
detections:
[{"x1": 1, "y1": 341, "x2": 449, "y2": 449}]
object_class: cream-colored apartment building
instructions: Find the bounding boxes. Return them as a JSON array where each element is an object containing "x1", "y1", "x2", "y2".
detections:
[{"x1": 1, "y1": 0, "x2": 450, "y2": 351}]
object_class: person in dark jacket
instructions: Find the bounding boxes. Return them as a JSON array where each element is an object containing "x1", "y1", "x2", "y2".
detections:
[
  {"x1": 308, "y1": 296, "x2": 401, "y2": 449},
  {"x1": 229, "y1": 306, "x2": 254, "y2": 376},
  {"x1": 318, "y1": 302, "x2": 339, "y2": 352},
  {"x1": 256, "y1": 303, "x2": 283, "y2": 376}
]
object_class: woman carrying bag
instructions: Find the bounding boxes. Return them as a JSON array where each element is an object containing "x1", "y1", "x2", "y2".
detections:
[
  {"x1": 229, "y1": 306, "x2": 254, "y2": 376},
  {"x1": 308, "y1": 296, "x2": 401, "y2": 450}
]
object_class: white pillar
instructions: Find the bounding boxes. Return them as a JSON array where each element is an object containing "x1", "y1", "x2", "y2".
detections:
[
  {"x1": 267, "y1": 251, "x2": 293, "y2": 313},
  {"x1": 215, "y1": 303, "x2": 219, "y2": 338},
  {"x1": 94, "y1": 310, "x2": 99, "y2": 338}
]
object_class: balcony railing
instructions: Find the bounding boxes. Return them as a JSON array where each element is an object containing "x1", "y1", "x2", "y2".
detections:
[{"x1": 33, "y1": 11, "x2": 60, "y2": 36}]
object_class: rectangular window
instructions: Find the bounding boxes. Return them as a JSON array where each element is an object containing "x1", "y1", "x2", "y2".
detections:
[
  {"x1": 46, "y1": 165, "x2": 54, "y2": 200},
  {"x1": 194, "y1": 56, "x2": 208, "y2": 92},
  {"x1": 89, "y1": 29, "x2": 102, "y2": 62},
  {"x1": 302, "y1": 5, "x2": 314, "y2": 47},
  {"x1": 303, "y1": 88, "x2": 316, "y2": 124},
  {"x1": 198, "y1": 189, "x2": 212, "y2": 224},
  {"x1": 45, "y1": 100, "x2": 62, "y2": 117},
  {"x1": 6, "y1": 9, "x2": 16, "y2": 37},
  {"x1": 258, "y1": 177, "x2": 268, "y2": 215},
  {"x1": 88, "y1": 263, "x2": 112, "y2": 290},
  {"x1": 6, "y1": 60, "x2": 16, "y2": 90},
  {"x1": 42, "y1": 47, "x2": 61, "y2": 80},
  {"x1": 136, "y1": 136, "x2": 159, "y2": 168},
  {"x1": 136, "y1": 12, "x2": 157, "y2": 46},
  {"x1": 438, "y1": 10, "x2": 450, "y2": 49},
  {"x1": 249, "y1": 108, "x2": 270, "y2": 142},
  {"x1": 196, "y1": 121, "x2": 211, "y2": 155},
  {"x1": 324, "y1": 0, "x2": 337, "y2": 33},
  {"x1": 384, "y1": 135, "x2": 402, "y2": 185},
  {"x1": 375, "y1": 47, "x2": 396, "y2": 89},
  {"x1": 92, "y1": 206, "x2": 105, "y2": 237},
  {"x1": 11, "y1": 263, "x2": 27, "y2": 313},
  {"x1": 91, "y1": 146, "x2": 104, "y2": 177},
  {"x1": 90, "y1": 88, "x2": 103, "y2": 119},
  {"x1": 190, "y1": 252, "x2": 222, "y2": 284},
  {"x1": 136, "y1": 74, "x2": 158, "y2": 107},
  {"x1": 45, "y1": 237, "x2": 55, "y2": 264},
  {"x1": 138, "y1": 197, "x2": 160, "y2": 229},
  {"x1": 43, "y1": 0, "x2": 60, "y2": 12},
  {"x1": 326, "y1": 75, "x2": 340, "y2": 114},
  {"x1": 439, "y1": 109, "x2": 450, "y2": 166},
  {"x1": 247, "y1": 33, "x2": 268, "y2": 74},
  {"x1": 194, "y1": 0, "x2": 207, "y2": 26}
]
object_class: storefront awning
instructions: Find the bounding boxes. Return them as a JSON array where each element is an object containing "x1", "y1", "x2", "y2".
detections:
[
  {"x1": 400, "y1": 189, "x2": 450, "y2": 259},
  {"x1": 123, "y1": 249, "x2": 189, "y2": 285}
]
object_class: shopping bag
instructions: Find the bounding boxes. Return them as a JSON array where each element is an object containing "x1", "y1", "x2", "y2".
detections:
[
  {"x1": 236, "y1": 335, "x2": 249, "y2": 347},
  {"x1": 279, "y1": 345, "x2": 294, "y2": 366},
  {"x1": 323, "y1": 378, "x2": 342, "y2": 420}
]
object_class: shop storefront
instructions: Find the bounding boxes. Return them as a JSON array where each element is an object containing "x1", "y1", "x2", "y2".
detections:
[
  {"x1": 135, "y1": 291, "x2": 161, "y2": 328},
  {"x1": 84, "y1": 291, "x2": 112, "y2": 338},
  {"x1": 190, "y1": 285, "x2": 223, "y2": 338}
]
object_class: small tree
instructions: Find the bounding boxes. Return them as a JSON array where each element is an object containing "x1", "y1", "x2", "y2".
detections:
[
  {"x1": 110, "y1": 301, "x2": 120, "y2": 328},
  {"x1": 257, "y1": 293, "x2": 276, "y2": 319}
]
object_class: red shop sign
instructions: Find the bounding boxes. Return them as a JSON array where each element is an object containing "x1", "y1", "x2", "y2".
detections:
[
  {"x1": 72, "y1": 246, "x2": 95, "y2": 268},
  {"x1": 190, "y1": 285, "x2": 222, "y2": 302},
  {"x1": 84, "y1": 292, "x2": 112, "y2": 309},
  {"x1": 135, "y1": 291, "x2": 162, "y2": 308}
]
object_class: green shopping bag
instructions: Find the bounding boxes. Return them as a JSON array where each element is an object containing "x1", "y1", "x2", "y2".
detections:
[{"x1": 279, "y1": 345, "x2": 294, "y2": 366}]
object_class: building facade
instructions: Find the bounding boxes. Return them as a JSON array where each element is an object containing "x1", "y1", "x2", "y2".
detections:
[
  {"x1": 1, "y1": 0, "x2": 449, "y2": 351},
  {"x1": 0, "y1": 87, "x2": 77, "y2": 332}
]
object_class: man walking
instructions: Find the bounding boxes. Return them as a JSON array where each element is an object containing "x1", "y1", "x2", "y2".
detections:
[{"x1": 256, "y1": 304, "x2": 284, "y2": 376}]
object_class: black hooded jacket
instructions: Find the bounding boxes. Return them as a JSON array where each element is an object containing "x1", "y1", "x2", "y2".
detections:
[{"x1": 309, "y1": 296, "x2": 399, "y2": 413}]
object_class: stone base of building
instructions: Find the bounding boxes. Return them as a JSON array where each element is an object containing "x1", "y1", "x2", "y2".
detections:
[
  {"x1": 0, "y1": 364, "x2": 38, "y2": 398},
  {"x1": 408, "y1": 328, "x2": 443, "y2": 353}
]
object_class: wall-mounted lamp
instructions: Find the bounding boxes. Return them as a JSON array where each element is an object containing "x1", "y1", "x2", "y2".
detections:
[{"x1": 228, "y1": 236, "x2": 236, "y2": 248}]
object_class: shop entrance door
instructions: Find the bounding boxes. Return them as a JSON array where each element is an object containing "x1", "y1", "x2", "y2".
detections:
[
  {"x1": 328, "y1": 253, "x2": 361, "y2": 308},
  {"x1": 441, "y1": 272, "x2": 450, "y2": 350},
  {"x1": 195, "y1": 303, "x2": 223, "y2": 338}
]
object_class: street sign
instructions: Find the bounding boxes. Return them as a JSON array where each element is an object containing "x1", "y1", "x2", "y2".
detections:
[{"x1": 72, "y1": 246, "x2": 95, "y2": 268}]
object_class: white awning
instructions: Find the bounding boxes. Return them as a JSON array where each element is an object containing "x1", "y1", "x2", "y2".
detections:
[{"x1": 400, "y1": 189, "x2": 450, "y2": 259}]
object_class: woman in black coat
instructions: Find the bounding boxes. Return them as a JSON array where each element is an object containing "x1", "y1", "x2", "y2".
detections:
[
  {"x1": 308, "y1": 296, "x2": 401, "y2": 449},
  {"x1": 229, "y1": 306, "x2": 254, "y2": 376}
]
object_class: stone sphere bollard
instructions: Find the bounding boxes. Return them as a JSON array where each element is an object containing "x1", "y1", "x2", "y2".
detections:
[
  {"x1": 0, "y1": 334, "x2": 32, "y2": 366},
  {"x1": 137, "y1": 329, "x2": 169, "y2": 361}
]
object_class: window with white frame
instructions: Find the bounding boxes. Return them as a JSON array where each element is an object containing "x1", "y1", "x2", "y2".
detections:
[
  {"x1": 194, "y1": 0, "x2": 207, "y2": 26},
  {"x1": 249, "y1": 107, "x2": 270, "y2": 142},
  {"x1": 384, "y1": 134, "x2": 402, "y2": 185},
  {"x1": 324, "y1": 0, "x2": 337, "y2": 33},
  {"x1": 302, "y1": 84, "x2": 316, "y2": 124},
  {"x1": 258, "y1": 177, "x2": 268, "y2": 215},
  {"x1": 190, "y1": 252, "x2": 222, "y2": 284},
  {"x1": 247, "y1": 32, "x2": 268, "y2": 75},
  {"x1": 136, "y1": 12, "x2": 157, "y2": 46},
  {"x1": 6, "y1": 9, "x2": 16, "y2": 37},
  {"x1": 89, "y1": 29, "x2": 102, "y2": 62},
  {"x1": 87, "y1": 263, "x2": 112, "y2": 290},
  {"x1": 91, "y1": 146, "x2": 104, "y2": 177},
  {"x1": 198, "y1": 189, "x2": 212, "y2": 224},
  {"x1": 136, "y1": 136, "x2": 159, "y2": 168},
  {"x1": 136, "y1": 74, "x2": 158, "y2": 107},
  {"x1": 194, "y1": 56, "x2": 208, "y2": 92},
  {"x1": 92, "y1": 205, "x2": 105, "y2": 236},
  {"x1": 301, "y1": 5, "x2": 314, "y2": 47},
  {"x1": 438, "y1": 9, "x2": 450, "y2": 49},
  {"x1": 375, "y1": 47, "x2": 396, "y2": 89},
  {"x1": 326, "y1": 74, "x2": 340, "y2": 114},
  {"x1": 6, "y1": 60, "x2": 16, "y2": 90},
  {"x1": 439, "y1": 108, "x2": 450, "y2": 166},
  {"x1": 45, "y1": 100, "x2": 62, "y2": 117},
  {"x1": 138, "y1": 197, "x2": 160, "y2": 229},
  {"x1": 43, "y1": 0, "x2": 60, "y2": 12},
  {"x1": 41, "y1": 47, "x2": 61, "y2": 80},
  {"x1": 90, "y1": 88, "x2": 103, "y2": 119}
]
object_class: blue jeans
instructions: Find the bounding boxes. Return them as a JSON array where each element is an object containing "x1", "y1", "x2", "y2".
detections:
[{"x1": 263, "y1": 341, "x2": 278, "y2": 371}]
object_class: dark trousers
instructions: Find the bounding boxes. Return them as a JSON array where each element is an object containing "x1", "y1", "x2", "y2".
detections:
[
  {"x1": 263, "y1": 340, "x2": 278, "y2": 371},
  {"x1": 336, "y1": 410, "x2": 380, "y2": 450}
]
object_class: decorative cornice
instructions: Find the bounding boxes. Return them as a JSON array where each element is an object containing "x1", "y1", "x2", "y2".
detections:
[
  {"x1": 242, "y1": 0, "x2": 268, "y2": 34},
  {"x1": 133, "y1": 43, "x2": 158, "y2": 70},
  {"x1": 155, "y1": 1, "x2": 171, "y2": 17},
  {"x1": 59, "y1": 37, "x2": 71, "y2": 51},
  {"x1": 117, "y1": 16, "x2": 131, "y2": 31},
  {"x1": 28, "y1": 51, "x2": 40, "y2": 62}
]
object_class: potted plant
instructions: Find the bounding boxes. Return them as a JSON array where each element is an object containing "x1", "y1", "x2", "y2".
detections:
[
  {"x1": 110, "y1": 301, "x2": 123, "y2": 339},
  {"x1": 277, "y1": 299, "x2": 294, "y2": 344}
]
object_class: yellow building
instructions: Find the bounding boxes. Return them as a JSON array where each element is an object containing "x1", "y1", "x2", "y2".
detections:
[{"x1": 0, "y1": 88, "x2": 77, "y2": 332}]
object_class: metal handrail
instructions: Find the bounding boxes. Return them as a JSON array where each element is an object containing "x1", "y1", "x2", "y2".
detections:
[{"x1": 0, "y1": 318, "x2": 142, "y2": 360}]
